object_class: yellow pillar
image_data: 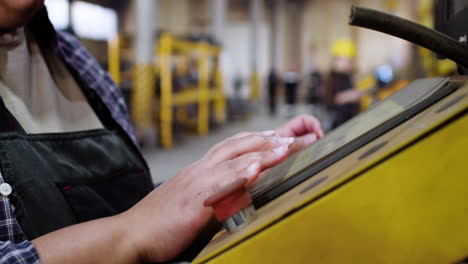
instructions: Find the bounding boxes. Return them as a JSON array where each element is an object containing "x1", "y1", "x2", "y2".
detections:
[
  {"x1": 108, "y1": 35, "x2": 121, "y2": 86},
  {"x1": 250, "y1": 71, "x2": 260, "y2": 101},
  {"x1": 159, "y1": 34, "x2": 173, "y2": 148},
  {"x1": 198, "y1": 43, "x2": 210, "y2": 135},
  {"x1": 132, "y1": 64, "x2": 154, "y2": 129},
  {"x1": 132, "y1": 0, "x2": 157, "y2": 139},
  {"x1": 250, "y1": 0, "x2": 262, "y2": 101},
  {"x1": 214, "y1": 56, "x2": 226, "y2": 124}
]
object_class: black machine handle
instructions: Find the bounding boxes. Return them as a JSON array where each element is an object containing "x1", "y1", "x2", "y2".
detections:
[{"x1": 349, "y1": 6, "x2": 468, "y2": 69}]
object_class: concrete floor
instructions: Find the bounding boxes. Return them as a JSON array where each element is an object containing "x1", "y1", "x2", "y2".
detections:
[{"x1": 143, "y1": 104, "x2": 317, "y2": 184}]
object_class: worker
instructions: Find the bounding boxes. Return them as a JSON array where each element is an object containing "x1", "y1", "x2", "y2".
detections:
[
  {"x1": 267, "y1": 67, "x2": 279, "y2": 116},
  {"x1": 0, "y1": 2, "x2": 323, "y2": 263},
  {"x1": 324, "y1": 39, "x2": 362, "y2": 129},
  {"x1": 283, "y1": 64, "x2": 300, "y2": 117},
  {"x1": 306, "y1": 45, "x2": 323, "y2": 107}
]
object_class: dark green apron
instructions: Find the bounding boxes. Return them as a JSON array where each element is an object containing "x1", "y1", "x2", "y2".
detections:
[
  {"x1": 0, "y1": 86, "x2": 154, "y2": 240},
  {"x1": 0, "y1": 95, "x2": 219, "y2": 262}
]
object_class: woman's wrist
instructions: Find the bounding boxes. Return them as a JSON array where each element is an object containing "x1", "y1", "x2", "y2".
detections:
[
  {"x1": 32, "y1": 215, "x2": 141, "y2": 264},
  {"x1": 111, "y1": 213, "x2": 143, "y2": 264}
]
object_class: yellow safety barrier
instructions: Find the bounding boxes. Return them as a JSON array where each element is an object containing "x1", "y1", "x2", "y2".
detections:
[
  {"x1": 356, "y1": 75, "x2": 408, "y2": 110},
  {"x1": 377, "y1": 79, "x2": 409, "y2": 100},
  {"x1": 108, "y1": 33, "x2": 226, "y2": 148},
  {"x1": 157, "y1": 33, "x2": 226, "y2": 148},
  {"x1": 108, "y1": 34, "x2": 156, "y2": 130},
  {"x1": 356, "y1": 75, "x2": 376, "y2": 110}
]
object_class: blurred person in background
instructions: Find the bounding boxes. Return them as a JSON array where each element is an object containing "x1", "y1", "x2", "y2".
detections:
[
  {"x1": 306, "y1": 61, "x2": 325, "y2": 123},
  {"x1": 306, "y1": 45, "x2": 323, "y2": 107},
  {"x1": 267, "y1": 67, "x2": 279, "y2": 116},
  {"x1": 229, "y1": 70, "x2": 249, "y2": 119},
  {"x1": 0, "y1": 1, "x2": 324, "y2": 263},
  {"x1": 306, "y1": 66, "x2": 323, "y2": 106},
  {"x1": 325, "y1": 39, "x2": 362, "y2": 130},
  {"x1": 283, "y1": 64, "x2": 300, "y2": 117},
  {"x1": 233, "y1": 70, "x2": 243, "y2": 99}
]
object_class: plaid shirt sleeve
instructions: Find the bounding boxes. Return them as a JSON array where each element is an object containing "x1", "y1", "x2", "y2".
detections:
[
  {"x1": 0, "y1": 175, "x2": 40, "y2": 264},
  {"x1": 0, "y1": 241, "x2": 40, "y2": 264}
]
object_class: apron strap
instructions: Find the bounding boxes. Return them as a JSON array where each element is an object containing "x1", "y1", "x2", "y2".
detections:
[{"x1": 0, "y1": 96, "x2": 26, "y2": 133}]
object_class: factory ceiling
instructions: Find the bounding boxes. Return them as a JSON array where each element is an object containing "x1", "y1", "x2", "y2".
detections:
[{"x1": 75, "y1": 0, "x2": 128, "y2": 11}]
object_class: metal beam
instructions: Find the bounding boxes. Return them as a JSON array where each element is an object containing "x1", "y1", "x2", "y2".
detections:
[
  {"x1": 135, "y1": 0, "x2": 155, "y2": 65},
  {"x1": 250, "y1": 0, "x2": 261, "y2": 71},
  {"x1": 132, "y1": 0, "x2": 156, "y2": 130},
  {"x1": 271, "y1": 0, "x2": 285, "y2": 71},
  {"x1": 212, "y1": 0, "x2": 226, "y2": 45},
  {"x1": 250, "y1": 0, "x2": 262, "y2": 100}
]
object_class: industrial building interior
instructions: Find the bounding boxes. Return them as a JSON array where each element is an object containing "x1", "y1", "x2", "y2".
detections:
[
  {"x1": 43, "y1": 0, "x2": 460, "y2": 183},
  {"x1": 0, "y1": 0, "x2": 467, "y2": 263}
]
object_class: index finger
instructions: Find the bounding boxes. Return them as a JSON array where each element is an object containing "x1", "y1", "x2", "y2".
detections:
[{"x1": 276, "y1": 115, "x2": 324, "y2": 138}]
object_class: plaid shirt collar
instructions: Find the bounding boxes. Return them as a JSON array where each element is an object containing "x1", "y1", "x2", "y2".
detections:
[{"x1": 27, "y1": 8, "x2": 140, "y2": 150}]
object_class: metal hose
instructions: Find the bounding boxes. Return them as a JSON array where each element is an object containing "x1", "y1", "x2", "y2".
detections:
[{"x1": 349, "y1": 6, "x2": 468, "y2": 69}]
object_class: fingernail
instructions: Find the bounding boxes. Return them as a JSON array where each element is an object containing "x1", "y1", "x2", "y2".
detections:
[
  {"x1": 304, "y1": 134, "x2": 318, "y2": 145},
  {"x1": 273, "y1": 145, "x2": 288, "y2": 156},
  {"x1": 260, "y1": 130, "x2": 276, "y2": 136},
  {"x1": 247, "y1": 162, "x2": 260, "y2": 176},
  {"x1": 275, "y1": 137, "x2": 294, "y2": 145}
]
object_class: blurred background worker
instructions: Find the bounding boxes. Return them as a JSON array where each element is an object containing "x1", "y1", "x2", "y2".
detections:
[
  {"x1": 267, "y1": 67, "x2": 280, "y2": 116},
  {"x1": 306, "y1": 66, "x2": 323, "y2": 109},
  {"x1": 283, "y1": 65, "x2": 301, "y2": 117},
  {"x1": 305, "y1": 62, "x2": 325, "y2": 125},
  {"x1": 325, "y1": 39, "x2": 362, "y2": 130}
]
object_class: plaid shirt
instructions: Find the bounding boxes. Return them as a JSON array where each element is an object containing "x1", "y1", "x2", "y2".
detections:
[{"x1": 0, "y1": 8, "x2": 140, "y2": 263}]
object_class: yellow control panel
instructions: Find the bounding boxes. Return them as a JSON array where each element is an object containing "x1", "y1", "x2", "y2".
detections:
[{"x1": 194, "y1": 77, "x2": 468, "y2": 264}]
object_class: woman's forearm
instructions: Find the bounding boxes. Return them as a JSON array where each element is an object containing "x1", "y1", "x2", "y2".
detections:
[{"x1": 32, "y1": 214, "x2": 140, "y2": 264}]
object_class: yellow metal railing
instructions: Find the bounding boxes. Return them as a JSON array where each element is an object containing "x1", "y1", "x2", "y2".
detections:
[
  {"x1": 108, "y1": 33, "x2": 226, "y2": 148},
  {"x1": 357, "y1": 75, "x2": 409, "y2": 110},
  {"x1": 157, "y1": 33, "x2": 226, "y2": 148},
  {"x1": 357, "y1": 75, "x2": 376, "y2": 111},
  {"x1": 159, "y1": 34, "x2": 174, "y2": 148}
]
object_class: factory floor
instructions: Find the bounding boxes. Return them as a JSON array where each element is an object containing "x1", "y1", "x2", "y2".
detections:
[{"x1": 144, "y1": 104, "x2": 320, "y2": 185}]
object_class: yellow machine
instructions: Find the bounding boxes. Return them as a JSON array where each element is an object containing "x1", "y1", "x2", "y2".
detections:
[{"x1": 194, "y1": 76, "x2": 468, "y2": 263}]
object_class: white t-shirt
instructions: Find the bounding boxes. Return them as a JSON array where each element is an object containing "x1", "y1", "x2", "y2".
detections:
[{"x1": 0, "y1": 28, "x2": 103, "y2": 133}]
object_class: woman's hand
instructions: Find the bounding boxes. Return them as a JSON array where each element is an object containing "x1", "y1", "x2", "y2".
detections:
[
  {"x1": 275, "y1": 114, "x2": 324, "y2": 153},
  {"x1": 32, "y1": 116, "x2": 323, "y2": 264},
  {"x1": 126, "y1": 115, "x2": 324, "y2": 262},
  {"x1": 124, "y1": 131, "x2": 295, "y2": 262}
]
